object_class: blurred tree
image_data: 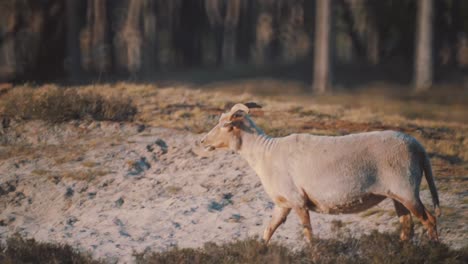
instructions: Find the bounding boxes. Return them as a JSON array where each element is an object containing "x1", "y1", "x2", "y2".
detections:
[
  {"x1": 0, "y1": 1, "x2": 17, "y2": 81},
  {"x1": 252, "y1": 0, "x2": 275, "y2": 65},
  {"x1": 80, "y1": 0, "x2": 111, "y2": 73},
  {"x1": 205, "y1": 0, "x2": 242, "y2": 66},
  {"x1": 313, "y1": 0, "x2": 332, "y2": 93},
  {"x1": 154, "y1": 0, "x2": 181, "y2": 68},
  {"x1": 114, "y1": 0, "x2": 144, "y2": 74},
  {"x1": 414, "y1": 0, "x2": 433, "y2": 91},
  {"x1": 0, "y1": 1, "x2": 66, "y2": 82},
  {"x1": 277, "y1": 0, "x2": 310, "y2": 62},
  {"x1": 223, "y1": 0, "x2": 241, "y2": 66},
  {"x1": 65, "y1": 0, "x2": 81, "y2": 81},
  {"x1": 1, "y1": 0, "x2": 466, "y2": 85},
  {"x1": 338, "y1": 0, "x2": 364, "y2": 62},
  {"x1": 142, "y1": 0, "x2": 157, "y2": 74}
]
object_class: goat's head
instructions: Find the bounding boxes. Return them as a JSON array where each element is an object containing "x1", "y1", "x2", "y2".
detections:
[{"x1": 201, "y1": 103, "x2": 262, "y2": 151}]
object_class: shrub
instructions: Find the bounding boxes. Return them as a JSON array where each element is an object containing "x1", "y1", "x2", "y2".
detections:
[
  {"x1": 134, "y1": 238, "x2": 305, "y2": 264},
  {"x1": 135, "y1": 232, "x2": 468, "y2": 264},
  {"x1": 0, "y1": 86, "x2": 136, "y2": 123},
  {"x1": 1, "y1": 232, "x2": 467, "y2": 263},
  {"x1": 0, "y1": 235, "x2": 102, "y2": 264}
]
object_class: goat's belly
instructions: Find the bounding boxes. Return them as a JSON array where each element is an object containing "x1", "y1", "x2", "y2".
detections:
[{"x1": 307, "y1": 194, "x2": 386, "y2": 214}]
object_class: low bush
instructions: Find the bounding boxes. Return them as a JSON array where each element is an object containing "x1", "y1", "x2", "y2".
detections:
[
  {"x1": 136, "y1": 232, "x2": 468, "y2": 264},
  {"x1": 0, "y1": 86, "x2": 136, "y2": 123},
  {"x1": 1, "y1": 232, "x2": 467, "y2": 263},
  {"x1": 0, "y1": 235, "x2": 102, "y2": 264}
]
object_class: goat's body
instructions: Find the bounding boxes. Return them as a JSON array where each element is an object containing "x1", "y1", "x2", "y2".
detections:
[
  {"x1": 240, "y1": 130, "x2": 435, "y2": 215},
  {"x1": 202, "y1": 104, "x2": 440, "y2": 242}
]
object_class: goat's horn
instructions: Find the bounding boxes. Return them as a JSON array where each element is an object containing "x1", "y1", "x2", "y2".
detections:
[{"x1": 230, "y1": 103, "x2": 250, "y2": 114}]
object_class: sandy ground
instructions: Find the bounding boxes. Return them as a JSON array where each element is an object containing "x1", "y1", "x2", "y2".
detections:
[{"x1": 0, "y1": 121, "x2": 466, "y2": 263}]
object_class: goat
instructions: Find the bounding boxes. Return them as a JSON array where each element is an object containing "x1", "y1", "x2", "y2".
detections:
[{"x1": 201, "y1": 103, "x2": 440, "y2": 244}]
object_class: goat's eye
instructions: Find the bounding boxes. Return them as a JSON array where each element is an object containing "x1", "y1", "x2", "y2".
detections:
[{"x1": 221, "y1": 125, "x2": 233, "y2": 132}]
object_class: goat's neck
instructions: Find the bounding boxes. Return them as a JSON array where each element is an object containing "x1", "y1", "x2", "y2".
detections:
[{"x1": 238, "y1": 131, "x2": 276, "y2": 170}]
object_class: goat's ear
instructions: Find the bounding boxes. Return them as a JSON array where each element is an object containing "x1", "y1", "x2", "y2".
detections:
[
  {"x1": 222, "y1": 120, "x2": 243, "y2": 129},
  {"x1": 229, "y1": 109, "x2": 246, "y2": 121},
  {"x1": 223, "y1": 110, "x2": 246, "y2": 129},
  {"x1": 244, "y1": 102, "x2": 263, "y2": 117},
  {"x1": 244, "y1": 102, "x2": 262, "y2": 109}
]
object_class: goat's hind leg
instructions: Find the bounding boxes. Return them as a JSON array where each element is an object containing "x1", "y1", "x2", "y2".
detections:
[
  {"x1": 263, "y1": 206, "x2": 291, "y2": 245},
  {"x1": 415, "y1": 200, "x2": 439, "y2": 241},
  {"x1": 393, "y1": 199, "x2": 414, "y2": 240},
  {"x1": 398, "y1": 197, "x2": 439, "y2": 241},
  {"x1": 294, "y1": 207, "x2": 313, "y2": 244}
]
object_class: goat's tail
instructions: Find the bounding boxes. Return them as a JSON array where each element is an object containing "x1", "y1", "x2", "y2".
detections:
[{"x1": 423, "y1": 153, "x2": 441, "y2": 217}]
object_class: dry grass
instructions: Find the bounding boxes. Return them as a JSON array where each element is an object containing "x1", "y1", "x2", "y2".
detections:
[
  {"x1": 135, "y1": 232, "x2": 468, "y2": 264},
  {"x1": 166, "y1": 185, "x2": 183, "y2": 195},
  {"x1": 359, "y1": 208, "x2": 388, "y2": 218},
  {"x1": 82, "y1": 161, "x2": 100, "y2": 168},
  {"x1": 0, "y1": 85, "x2": 136, "y2": 123},
  {"x1": 5, "y1": 233, "x2": 465, "y2": 263},
  {"x1": 31, "y1": 169, "x2": 109, "y2": 182},
  {"x1": 0, "y1": 144, "x2": 82, "y2": 162},
  {"x1": 330, "y1": 219, "x2": 346, "y2": 233},
  {"x1": 31, "y1": 169, "x2": 49, "y2": 176},
  {"x1": 61, "y1": 169, "x2": 110, "y2": 182},
  {"x1": 0, "y1": 235, "x2": 102, "y2": 264}
]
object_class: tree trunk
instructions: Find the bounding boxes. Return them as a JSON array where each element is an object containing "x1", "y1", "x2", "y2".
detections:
[
  {"x1": 278, "y1": 0, "x2": 309, "y2": 62},
  {"x1": 414, "y1": 0, "x2": 433, "y2": 92},
  {"x1": 205, "y1": 0, "x2": 224, "y2": 65},
  {"x1": 252, "y1": 1, "x2": 274, "y2": 65},
  {"x1": 120, "y1": 0, "x2": 143, "y2": 74},
  {"x1": 0, "y1": 2, "x2": 17, "y2": 81},
  {"x1": 366, "y1": 13, "x2": 379, "y2": 65},
  {"x1": 65, "y1": 0, "x2": 81, "y2": 81},
  {"x1": 142, "y1": 0, "x2": 157, "y2": 74},
  {"x1": 91, "y1": 0, "x2": 110, "y2": 73},
  {"x1": 312, "y1": 0, "x2": 332, "y2": 94},
  {"x1": 222, "y1": 0, "x2": 241, "y2": 66}
]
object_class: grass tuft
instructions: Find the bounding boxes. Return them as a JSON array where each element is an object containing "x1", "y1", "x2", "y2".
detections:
[
  {"x1": 0, "y1": 86, "x2": 136, "y2": 123},
  {"x1": 0, "y1": 235, "x2": 102, "y2": 264},
  {"x1": 135, "y1": 232, "x2": 468, "y2": 264}
]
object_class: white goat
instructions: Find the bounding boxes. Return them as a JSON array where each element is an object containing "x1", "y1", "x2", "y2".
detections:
[{"x1": 201, "y1": 103, "x2": 440, "y2": 244}]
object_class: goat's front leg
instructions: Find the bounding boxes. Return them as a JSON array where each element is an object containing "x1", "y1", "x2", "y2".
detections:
[
  {"x1": 263, "y1": 206, "x2": 291, "y2": 245},
  {"x1": 294, "y1": 207, "x2": 313, "y2": 244}
]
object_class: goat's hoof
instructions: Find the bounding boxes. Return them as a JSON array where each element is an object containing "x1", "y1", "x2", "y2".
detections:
[
  {"x1": 400, "y1": 233, "x2": 413, "y2": 241},
  {"x1": 258, "y1": 243, "x2": 268, "y2": 254}
]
